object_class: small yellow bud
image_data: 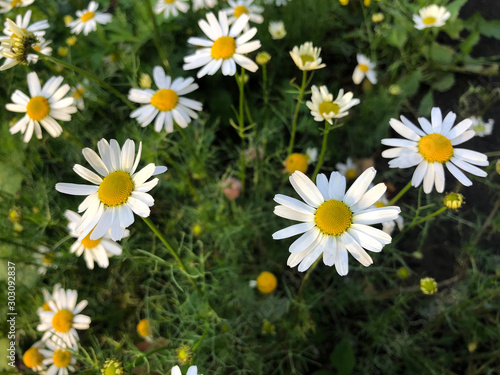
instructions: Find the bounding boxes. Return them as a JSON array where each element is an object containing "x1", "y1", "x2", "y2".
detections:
[
  {"x1": 443, "y1": 192, "x2": 464, "y2": 210},
  {"x1": 420, "y1": 277, "x2": 438, "y2": 295},
  {"x1": 262, "y1": 319, "x2": 276, "y2": 335},
  {"x1": 136, "y1": 319, "x2": 151, "y2": 338},
  {"x1": 396, "y1": 267, "x2": 410, "y2": 280},
  {"x1": 283, "y1": 153, "x2": 308, "y2": 174},
  {"x1": 389, "y1": 84, "x2": 401, "y2": 96},
  {"x1": 364, "y1": 0, "x2": 371, "y2": 6},
  {"x1": 101, "y1": 359, "x2": 124, "y2": 375},
  {"x1": 496, "y1": 159, "x2": 500, "y2": 174},
  {"x1": 64, "y1": 15, "x2": 74, "y2": 25},
  {"x1": 176, "y1": 344, "x2": 193, "y2": 365},
  {"x1": 139, "y1": 73, "x2": 152, "y2": 89},
  {"x1": 256, "y1": 271, "x2": 277, "y2": 294},
  {"x1": 192, "y1": 223, "x2": 203, "y2": 237},
  {"x1": 66, "y1": 36, "x2": 77, "y2": 46},
  {"x1": 372, "y1": 13, "x2": 384, "y2": 23},
  {"x1": 57, "y1": 47, "x2": 69, "y2": 57},
  {"x1": 339, "y1": 0, "x2": 349, "y2": 5},
  {"x1": 467, "y1": 342, "x2": 477, "y2": 353},
  {"x1": 256, "y1": 52, "x2": 271, "y2": 66},
  {"x1": 8, "y1": 207, "x2": 21, "y2": 223}
]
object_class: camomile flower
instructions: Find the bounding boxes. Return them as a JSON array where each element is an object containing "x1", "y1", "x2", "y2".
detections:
[
  {"x1": 128, "y1": 66, "x2": 202, "y2": 133},
  {"x1": 1, "y1": 9, "x2": 48, "y2": 43},
  {"x1": 306, "y1": 85, "x2": 360, "y2": 124},
  {"x1": 34, "y1": 245, "x2": 57, "y2": 275},
  {"x1": 268, "y1": 20, "x2": 286, "y2": 40},
  {"x1": 6, "y1": 72, "x2": 77, "y2": 142},
  {"x1": 37, "y1": 284, "x2": 61, "y2": 315},
  {"x1": 0, "y1": 0, "x2": 34, "y2": 13},
  {"x1": 71, "y1": 84, "x2": 85, "y2": 111},
  {"x1": 37, "y1": 288, "x2": 91, "y2": 350},
  {"x1": 223, "y1": 0, "x2": 264, "y2": 28},
  {"x1": 352, "y1": 53, "x2": 377, "y2": 85},
  {"x1": 183, "y1": 11, "x2": 261, "y2": 78},
  {"x1": 468, "y1": 116, "x2": 494, "y2": 137},
  {"x1": 29, "y1": 37, "x2": 53, "y2": 62},
  {"x1": 413, "y1": 5, "x2": 450, "y2": 30},
  {"x1": 289, "y1": 41, "x2": 326, "y2": 71},
  {"x1": 22, "y1": 341, "x2": 46, "y2": 372},
  {"x1": 272, "y1": 168, "x2": 400, "y2": 275},
  {"x1": 65, "y1": 210, "x2": 128, "y2": 270},
  {"x1": 193, "y1": 0, "x2": 217, "y2": 11},
  {"x1": 171, "y1": 365, "x2": 199, "y2": 375},
  {"x1": 68, "y1": 1, "x2": 112, "y2": 36},
  {"x1": 382, "y1": 107, "x2": 489, "y2": 194},
  {"x1": 336, "y1": 157, "x2": 358, "y2": 180},
  {"x1": 39, "y1": 340, "x2": 77, "y2": 375},
  {"x1": 55, "y1": 139, "x2": 167, "y2": 241},
  {"x1": 154, "y1": 0, "x2": 189, "y2": 19}
]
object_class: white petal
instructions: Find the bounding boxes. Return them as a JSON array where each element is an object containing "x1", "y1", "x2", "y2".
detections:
[
  {"x1": 289, "y1": 227, "x2": 321, "y2": 254},
  {"x1": 289, "y1": 171, "x2": 324, "y2": 208},
  {"x1": 273, "y1": 194, "x2": 316, "y2": 214},
  {"x1": 272, "y1": 222, "x2": 316, "y2": 240},
  {"x1": 274, "y1": 206, "x2": 315, "y2": 222},
  {"x1": 342, "y1": 232, "x2": 373, "y2": 267},
  {"x1": 344, "y1": 167, "x2": 376, "y2": 207}
]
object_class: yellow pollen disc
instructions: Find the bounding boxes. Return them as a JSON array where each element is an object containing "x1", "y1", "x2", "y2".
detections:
[
  {"x1": 98, "y1": 171, "x2": 134, "y2": 207},
  {"x1": 211, "y1": 36, "x2": 236, "y2": 59},
  {"x1": 423, "y1": 16, "x2": 436, "y2": 25},
  {"x1": 73, "y1": 87, "x2": 84, "y2": 99},
  {"x1": 315, "y1": 200, "x2": 352, "y2": 236},
  {"x1": 26, "y1": 96, "x2": 50, "y2": 121},
  {"x1": 318, "y1": 101, "x2": 340, "y2": 116},
  {"x1": 53, "y1": 349, "x2": 71, "y2": 368},
  {"x1": 81, "y1": 11, "x2": 95, "y2": 22},
  {"x1": 81, "y1": 229, "x2": 102, "y2": 248},
  {"x1": 33, "y1": 45, "x2": 41, "y2": 52},
  {"x1": 43, "y1": 301, "x2": 52, "y2": 311},
  {"x1": 23, "y1": 347, "x2": 43, "y2": 369},
  {"x1": 150, "y1": 89, "x2": 179, "y2": 112},
  {"x1": 345, "y1": 168, "x2": 356, "y2": 180},
  {"x1": 52, "y1": 309, "x2": 74, "y2": 333},
  {"x1": 418, "y1": 133, "x2": 453, "y2": 163},
  {"x1": 358, "y1": 63, "x2": 370, "y2": 72},
  {"x1": 11, "y1": 0, "x2": 22, "y2": 7},
  {"x1": 234, "y1": 5, "x2": 248, "y2": 18},
  {"x1": 256, "y1": 271, "x2": 277, "y2": 294},
  {"x1": 283, "y1": 153, "x2": 308, "y2": 174},
  {"x1": 300, "y1": 54, "x2": 314, "y2": 65},
  {"x1": 137, "y1": 319, "x2": 150, "y2": 338},
  {"x1": 43, "y1": 253, "x2": 54, "y2": 264},
  {"x1": 164, "y1": 0, "x2": 175, "y2": 2}
]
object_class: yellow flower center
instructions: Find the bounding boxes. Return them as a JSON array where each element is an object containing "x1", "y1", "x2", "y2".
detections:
[
  {"x1": 164, "y1": 0, "x2": 175, "y2": 2},
  {"x1": 315, "y1": 200, "x2": 352, "y2": 236},
  {"x1": 43, "y1": 301, "x2": 52, "y2": 311},
  {"x1": 234, "y1": 5, "x2": 248, "y2": 18},
  {"x1": 283, "y1": 153, "x2": 308, "y2": 174},
  {"x1": 52, "y1": 309, "x2": 74, "y2": 333},
  {"x1": 11, "y1": 0, "x2": 22, "y2": 7},
  {"x1": 98, "y1": 171, "x2": 134, "y2": 207},
  {"x1": 81, "y1": 11, "x2": 95, "y2": 22},
  {"x1": 23, "y1": 347, "x2": 43, "y2": 369},
  {"x1": 43, "y1": 253, "x2": 54, "y2": 264},
  {"x1": 73, "y1": 87, "x2": 84, "y2": 99},
  {"x1": 81, "y1": 228, "x2": 102, "y2": 248},
  {"x1": 300, "y1": 54, "x2": 314, "y2": 65},
  {"x1": 53, "y1": 349, "x2": 71, "y2": 368},
  {"x1": 256, "y1": 271, "x2": 277, "y2": 294},
  {"x1": 345, "y1": 168, "x2": 356, "y2": 180},
  {"x1": 418, "y1": 133, "x2": 453, "y2": 163},
  {"x1": 358, "y1": 63, "x2": 370, "y2": 72},
  {"x1": 423, "y1": 16, "x2": 436, "y2": 25},
  {"x1": 33, "y1": 45, "x2": 41, "y2": 52},
  {"x1": 150, "y1": 89, "x2": 179, "y2": 112},
  {"x1": 137, "y1": 319, "x2": 150, "y2": 338},
  {"x1": 26, "y1": 96, "x2": 50, "y2": 121},
  {"x1": 211, "y1": 36, "x2": 236, "y2": 59},
  {"x1": 318, "y1": 101, "x2": 340, "y2": 116}
]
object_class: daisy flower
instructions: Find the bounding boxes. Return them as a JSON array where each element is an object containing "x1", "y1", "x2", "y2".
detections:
[
  {"x1": 272, "y1": 168, "x2": 400, "y2": 275},
  {"x1": 268, "y1": 20, "x2": 286, "y2": 40},
  {"x1": 55, "y1": 139, "x2": 167, "y2": 241},
  {"x1": 154, "y1": 0, "x2": 189, "y2": 18},
  {"x1": 29, "y1": 37, "x2": 53, "y2": 62},
  {"x1": 67, "y1": 1, "x2": 112, "y2": 36},
  {"x1": 381, "y1": 107, "x2": 489, "y2": 194},
  {"x1": 34, "y1": 246, "x2": 58, "y2": 275},
  {"x1": 22, "y1": 341, "x2": 46, "y2": 373},
  {"x1": 193, "y1": 0, "x2": 217, "y2": 11},
  {"x1": 39, "y1": 340, "x2": 77, "y2": 375},
  {"x1": 336, "y1": 157, "x2": 358, "y2": 180},
  {"x1": 71, "y1": 84, "x2": 85, "y2": 111},
  {"x1": 352, "y1": 53, "x2": 377, "y2": 85},
  {"x1": 171, "y1": 365, "x2": 199, "y2": 375},
  {"x1": 37, "y1": 284, "x2": 62, "y2": 315},
  {"x1": 37, "y1": 288, "x2": 91, "y2": 350},
  {"x1": 0, "y1": 0, "x2": 34, "y2": 13},
  {"x1": 468, "y1": 116, "x2": 494, "y2": 137},
  {"x1": 413, "y1": 5, "x2": 450, "y2": 30},
  {"x1": 1, "y1": 10, "x2": 48, "y2": 45},
  {"x1": 128, "y1": 66, "x2": 202, "y2": 133},
  {"x1": 223, "y1": 0, "x2": 264, "y2": 28},
  {"x1": 289, "y1": 41, "x2": 326, "y2": 71},
  {"x1": 65, "y1": 210, "x2": 128, "y2": 270},
  {"x1": 6, "y1": 72, "x2": 77, "y2": 142},
  {"x1": 306, "y1": 85, "x2": 360, "y2": 124},
  {"x1": 183, "y1": 11, "x2": 261, "y2": 78}
]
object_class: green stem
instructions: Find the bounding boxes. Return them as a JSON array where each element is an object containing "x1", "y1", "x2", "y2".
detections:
[
  {"x1": 36, "y1": 52, "x2": 135, "y2": 110},
  {"x1": 236, "y1": 68, "x2": 247, "y2": 195},
  {"x1": 288, "y1": 70, "x2": 308, "y2": 155},
  {"x1": 143, "y1": 0, "x2": 170, "y2": 71},
  {"x1": 388, "y1": 181, "x2": 412, "y2": 206},
  {"x1": 312, "y1": 121, "x2": 331, "y2": 180},
  {"x1": 192, "y1": 321, "x2": 209, "y2": 351},
  {"x1": 411, "y1": 206, "x2": 447, "y2": 227},
  {"x1": 142, "y1": 217, "x2": 200, "y2": 293},
  {"x1": 297, "y1": 257, "x2": 321, "y2": 299}
]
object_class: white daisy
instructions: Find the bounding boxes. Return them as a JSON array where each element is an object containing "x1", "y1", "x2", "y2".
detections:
[
  {"x1": 381, "y1": 107, "x2": 489, "y2": 194},
  {"x1": 22, "y1": 341, "x2": 46, "y2": 372},
  {"x1": 183, "y1": 11, "x2": 261, "y2": 78},
  {"x1": 34, "y1": 245, "x2": 58, "y2": 275},
  {"x1": 1, "y1": 9, "x2": 48, "y2": 42},
  {"x1": 289, "y1": 41, "x2": 326, "y2": 71},
  {"x1": 154, "y1": 0, "x2": 189, "y2": 18},
  {"x1": 193, "y1": 0, "x2": 217, "y2": 11},
  {"x1": 128, "y1": 66, "x2": 202, "y2": 133},
  {"x1": 352, "y1": 53, "x2": 377, "y2": 85},
  {"x1": 39, "y1": 340, "x2": 77, "y2": 375},
  {"x1": 468, "y1": 116, "x2": 494, "y2": 137},
  {"x1": 306, "y1": 85, "x2": 360, "y2": 124},
  {"x1": 268, "y1": 20, "x2": 286, "y2": 40},
  {"x1": 0, "y1": 0, "x2": 34, "y2": 13},
  {"x1": 67, "y1": 1, "x2": 112, "y2": 36},
  {"x1": 71, "y1": 84, "x2": 85, "y2": 111},
  {"x1": 413, "y1": 5, "x2": 450, "y2": 30},
  {"x1": 37, "y1": 288, "x2": 91, "y2": 350},
  {"x1": 65, "y1": 210, "x2": 128, "y2": 270},
  {"x1": 6, "y1": 72, "x2": 77, "y2": 142},
  {"x1": 29, "y1": 37, "x2": 52, "y2": 62},
  {"x1": 171, "y1": 365, "x2": 198, "y2": 375},
  {"x1": 224, "y1": 0, "x2": 264, "y2": 28},
  {"x1": 336, "y1": 157, "x2": 358, "y2": 180},
  {"x1": 55, "y1": 139, "x2": 168, "y2": 241},
  {"x1": 37, "y1": 284, "x2": 62, "y2": 315},
  {"x1": 272, "y1": 168, "x2": 400, "y2": 275}
]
